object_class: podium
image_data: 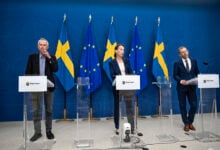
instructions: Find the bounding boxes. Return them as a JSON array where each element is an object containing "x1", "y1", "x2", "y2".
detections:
[
  {"x1": 194, "y1": 74, "x2": 220, "y2": 142},
  {"x1": 18, "y1": 76, "x2": 55, "y2": 150},
  {"x1": 112, "y1": 75, "x2": 143, "y2": 148},
  {"x1": 74, "y1": 77, "x2": 93, "y2": 148},
  {"x1": 152, "y1": 76, "x2": 172, "y2": 117},
  {"x1": 152, "y1": 76, "x2": 178, "y2": 143}
]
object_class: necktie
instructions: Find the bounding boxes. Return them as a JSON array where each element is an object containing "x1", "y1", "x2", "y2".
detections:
[{"x1": 185, "y1": 59, "x2": 190, "y2": 72}]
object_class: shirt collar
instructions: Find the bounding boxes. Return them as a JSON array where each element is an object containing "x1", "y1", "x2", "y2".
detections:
[
  {"x1": 39, "y1": 53, "x2": 45, "y2": 59},
  {"x1": 182, "y1": 58, "x2": 190, "y2": 62}
]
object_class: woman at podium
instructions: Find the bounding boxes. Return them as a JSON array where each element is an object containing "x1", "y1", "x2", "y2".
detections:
[{"x1": 109, "y1": 44, "x2": 134, "y2": 135}]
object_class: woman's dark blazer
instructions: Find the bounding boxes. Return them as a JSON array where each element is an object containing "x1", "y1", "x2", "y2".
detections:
[{"x1": 109, "y1": 58, "x2": 132, "y2": 88}]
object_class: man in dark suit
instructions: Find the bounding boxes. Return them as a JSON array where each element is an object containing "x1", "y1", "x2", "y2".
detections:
[
  {"x1": 173, "y1": 46, "x2": 199, "y2": 132},
  {"x1": 25, "y1": 38, "x2": 58, "y2": 141}
]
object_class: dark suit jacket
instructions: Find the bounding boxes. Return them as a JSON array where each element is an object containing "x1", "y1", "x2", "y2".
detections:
[
  {"x1": 25, "y1": 53, "x2": 58, "y2": 92},
  {"x1": 173, "y1": 58, "x2": 199, "y2": 91},
  {"x1": 109, "y1": 58, "x2": 132, "y2": 91},
  {"x1": 109, "y1": 58, "x2": 132, "y2": 81}
]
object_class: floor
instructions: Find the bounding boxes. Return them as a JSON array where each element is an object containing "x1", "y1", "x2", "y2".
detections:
[{"x1": 0, "y1": 114, "x2": 220, "y2": 150}]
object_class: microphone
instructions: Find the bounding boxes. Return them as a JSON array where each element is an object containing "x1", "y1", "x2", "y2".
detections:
[{"x1": 202, "y1": 61, "x2": 209, "y2": 73}]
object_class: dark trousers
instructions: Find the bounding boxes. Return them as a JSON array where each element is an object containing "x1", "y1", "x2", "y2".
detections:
[
  {"x1": 177, "y1": 86, "x2": 197, "y2": 125},
  {"x1": 113, "y1": 89, "x2": 135, "y2": 131},
  {"x1": 31, "y1": 92, "x2": 54, "y2": 134}
]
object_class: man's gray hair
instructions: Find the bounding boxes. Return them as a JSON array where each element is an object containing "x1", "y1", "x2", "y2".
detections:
[{"x1": 38, "y1": 38, "x2": 49, "y2": 46}]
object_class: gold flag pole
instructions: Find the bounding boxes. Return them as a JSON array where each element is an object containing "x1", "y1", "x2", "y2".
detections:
[
  {"x1": 88, "y1": 14, "x2": 93, "y2": 121},
  {"x1": 135, "y1": 16, "x2": 140, "y2": 120},
  {"x1": 152, "y1": 17, "x2": 168, "y2": 118},
  {"x1": 111, "y1": 16, "x2": 114, "y2": 24},
  {"x1": 88, "y1": 14, "x2": 99, "y2": 121},
  {"x1": 56, "y1": 14, "x2": 74, "y2": 122},
  {"x1": 106, "y1": 16, "x2": 114, "y2": 121}
]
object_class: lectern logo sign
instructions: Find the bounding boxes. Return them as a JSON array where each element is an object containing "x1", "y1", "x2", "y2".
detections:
[
  {"x1": 25, "y1": 81, "x2": 40, "y2": 86},
  {"x1": 203, "y1": 79, "x2": 214, "y2": 83},
  {"x1": 122, "y1": 80, "x2": 134, "y2": 85}
]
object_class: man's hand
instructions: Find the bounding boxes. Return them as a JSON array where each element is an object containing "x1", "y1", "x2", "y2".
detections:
[
  {"x1": 43, "y1": 51, "x2": 51, "y2": 59},
  {"x1": 180, "y1": 80, "x2": 188, "y2": 86}
]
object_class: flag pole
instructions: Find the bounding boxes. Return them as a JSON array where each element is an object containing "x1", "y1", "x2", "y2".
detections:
[
  {"x1": 88, "y1": 14, "x2": 93, "y2": 120},
  {"x1": 89, "y1": 14, "x2": 92, "y2": 23},
  {"x1": 105, "y1": 16, "x2": 115, "y2": 121},
  {"x1": 152, "y1": 17, "x2": 168, "y2": 118},
  {"x1": 135, "y1": 16, "x2": 138, "y2": 26},
  {"x1": 157, "y1": 17, "x2": 162, "y2": 117},
  {"x1": 63, "y1": 13, "x2": 66, "y2": 22},
  {"x1": 63, "y1": 14, "x2": 68, "y2": 121},
  {"x1": 111, "y1": 16, "x2": 114, "y2": 24},
  {"x1": 56, "y1": 14, "x2": 74, "y2": 122},
  {"x1": 56, "y1": 91, "x2": 74, "y2": 122},
  {"x1": 134, "y1": 16, "x2": 143, "y2": 136},
  {"x1": 152, "y1": 17, "x2": 162, "y2": 118},
  {"x1": 88, "y1": 14, "x2": 98, "y2": 121},
  {"x1": 134, "y1": 16, "x2": 139, "y2": 119},
  {"x1": 158, "y1": 16, "x2": 160, "y2": 26},
  {"x1": 63, "y1": 91, "x2": 67, "y2": 120}
]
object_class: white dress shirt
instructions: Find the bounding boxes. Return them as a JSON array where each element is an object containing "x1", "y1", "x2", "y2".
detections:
[
  {"x1": 118, "y1": 62, "x2": 126, "y2": 75},
  {"x1": 182, "y1": 58, "x2": 191, "y2": 71}
]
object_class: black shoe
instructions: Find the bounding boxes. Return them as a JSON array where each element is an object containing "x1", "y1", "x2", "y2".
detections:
[
  {"x1": 115, "y1": 129, "x2": 119, "y2": 135},
  {"x1": 30, "y1": 133, "x2": 42, "y2": 142},
  {"x1": 46, "y1": 131, "x2": 54, "y2": 139},
  {"x1": 137, "y1": 132, "x2": 143, "y2": 136},
  {"x1": 131, "y1": 129, "x2": 136, "y2": 135}
]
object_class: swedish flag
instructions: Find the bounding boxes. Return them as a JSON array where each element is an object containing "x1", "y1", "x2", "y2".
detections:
[
  {"x1": 55, "y1": 19, "x2": 75, "y2": 92},
  {"x1": 129, "y1": 23, "x2": 147, "y2": 94},
  {"x1": 152, "y1": 21, "x2": 169, "y2": 80},
  {"x1": 103, "y1": 23, "x2": 117, "y2": 82},
  {"x1": 79, "y1": 22, "x2": 102, "y2": 94}
]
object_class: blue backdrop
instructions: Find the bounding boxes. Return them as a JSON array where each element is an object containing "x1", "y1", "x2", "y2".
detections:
[{"x1": 0, "y1": 0, "x2": 220, "y2": 121}]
